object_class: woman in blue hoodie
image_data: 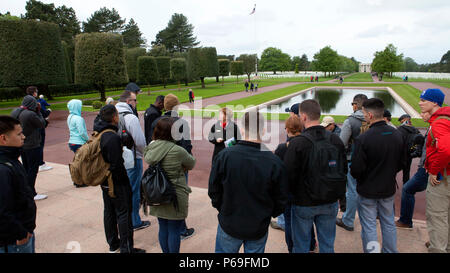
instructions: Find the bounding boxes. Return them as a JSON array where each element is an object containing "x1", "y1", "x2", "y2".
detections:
[{"x1": 67, "y1": 99, "x2": 89, "y2": 154}]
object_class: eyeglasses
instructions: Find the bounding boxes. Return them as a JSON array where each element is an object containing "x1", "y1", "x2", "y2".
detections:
[{"x1": 351, "y1": 102, "x2": 357, "y2": 106}]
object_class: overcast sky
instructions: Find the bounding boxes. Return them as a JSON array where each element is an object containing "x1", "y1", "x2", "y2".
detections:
[{"x1": 2, "y1": 0, "x2": 450, "y2": 64}]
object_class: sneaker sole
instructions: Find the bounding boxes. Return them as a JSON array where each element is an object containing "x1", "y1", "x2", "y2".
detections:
[
  {"x1": 181, "y1": 231, "x2": 196, "y2": 241},
  {"x1": 134, "y1": 223, "x2": 151, "y2": 231}
]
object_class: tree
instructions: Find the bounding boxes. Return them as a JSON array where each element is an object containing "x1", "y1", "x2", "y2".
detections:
[
  {"x1": 170, "y1": 58, "x2": 187, "y2": 91},
  {"x1": 236, "y1": 54, "x2": 257, "y2": 81},
  {"x1": 0, "y1": 20, "x2": 67, "y2": 98},
  {"x1": 155, "y1": 56, "x2": 171, "y2": 88},
  {"x1": 74, "y1": 33, "x2": 128, "y2": 101},
  {"x1": 404, "y1": 57, "x2": 419, "y2": 72},
  {"x1": 259, "y1": 47, "x2": 291, "y2": 74},
  {"x1": 23, "y1": 0, "x2": 56, "y2": 22},
  {"x1": 61, "y1": 41, "x2": 73, "y2": 83},
  {"x1": 218, "y1": 59, "x2": 230, "y2": 86},
  {"x1": 152, "y1": 13, "x2": 199, "y2": 53},
  {"x1": 371, "y1": 44, "x2": 404, "y2": 77},
  {"x1": 187, "y1": 47, "x2": 218, "y2": 88},
  {"x1": 148, "y1": 44, "x2": 169, "y2": 57},
  {"x1": 122, "y1": 18, "x2": 146, "y2": 48},
  {"x1": 0, "y1": 12, "x2": 20, "y2": 20},
  {"x1": 298, "y1": 54, "x2": 310, "y2": 72},
  {"x1": 230, "y1": 61, "x2": 244, "y2": 83},
  {"x1": 125, "y1": 47, "x2": 147, "y2": 82},
  {"x1": 439, "y1": 50, "x2": 450, "y2": 72},
  {"x1": 82, "y1": 7, "x2": 125, "y2": 33},
  {"x1": 311, "y1": 46, "x2": 340, "y2": 77},
  {"x1": 137, "y1": 56, "x2": 159, "y2": 86}
]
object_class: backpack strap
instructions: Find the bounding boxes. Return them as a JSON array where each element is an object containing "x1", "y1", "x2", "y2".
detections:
[
  {"x1": 429, "y1": 116, "x2": 450, "y2": 146},
  {"x1": 95, "y1": 128, "x2": 118, "y2": 198}
]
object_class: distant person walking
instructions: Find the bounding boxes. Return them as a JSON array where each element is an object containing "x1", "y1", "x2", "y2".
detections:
[
  {"x1": 250, "y1": 82, "x2": 254, "y2": 92},
  {"x1": 11, "y1": 87, "x2": 47, "y2": 201},
  {"x1": 188, "y1": 89, "x2": 195, "y2": 103},
  {"x1": 0, "y1": 116, "x2": 37, "y2": 253},
  {"x1": 351, "y1": 98, "x2": 405, "y2": 253},
  {"x1": 36, "y1": 95, "x2": 52, "y2": 172},
  {"x1": 144, "y1": 117, "x2": 196, "y2": 253},
  {"x1": 244, "y1": 81, "x2": 249, "y2": 92},
  {"x1": 209, "y1": 111, "x2": 288, "y2": 253}
]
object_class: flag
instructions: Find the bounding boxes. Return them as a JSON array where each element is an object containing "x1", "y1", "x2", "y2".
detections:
[{"x1": 249, "y1": 4, "x2": 256, "y2": 15}]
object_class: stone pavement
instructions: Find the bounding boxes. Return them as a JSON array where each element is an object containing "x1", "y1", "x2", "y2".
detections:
[{"x1": 33, "y1": 162, "x2": 429, "y2": 253}]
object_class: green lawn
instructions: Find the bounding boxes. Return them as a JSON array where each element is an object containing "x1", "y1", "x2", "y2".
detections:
[{"x1": 344, "y1": 73, "x2": 373, "y2": 82}]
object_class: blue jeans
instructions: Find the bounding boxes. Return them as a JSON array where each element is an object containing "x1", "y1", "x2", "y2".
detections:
[
  {"x1": 291, "y1": 202, "x2": 338, "y2": 253},
  {"x1": 342, "y1": 162, "x2": 358, "y2": 227},
  {"x1": 277, "y1": 213, "x2": 286, "y2": 230},
  {"x1": 358, "y1": 194, "x2": 398, "y2": 253},
  {"x1": 0, "y1": 233, "x2": 35, "y2": 253},
  {"x1": 157, "y1": 218, "x2": 183, "y2": 253},
  {"x1": 127, "y1": 158, "x2": 143, "y2": 228},
  {"x1": 215, "y1": 224, "x2": 268, "y2": 253},
  {"x1": 399, "y1": 167, "x2": 428, "y2": 226}
]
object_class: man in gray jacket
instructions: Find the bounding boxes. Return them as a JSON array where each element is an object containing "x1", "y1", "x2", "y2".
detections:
[
  {"x1": 11, "y1": 94, "x2": 47, "y2": 201},
  {"x1": 116, "y1": 91, "x2": 149, "y2": 231},
  {"x1": 336, "y1": 94, "x2": 367, "y2": 231}
]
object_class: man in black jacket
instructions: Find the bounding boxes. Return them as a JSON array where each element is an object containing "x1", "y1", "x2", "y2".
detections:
[
  {"x1": 208, "y1": 111, "x2": 288, "y2": 253},
  {"x1": 0, "y1": 116, "x2": 36, "y2": 253},
  {"x1": 94, "y1": 105, "x2": 145, "y2": 253},
  {"x1": 11, "y1": 93, "x2": 47, "y2": 201},
  {"x1": 284, "y1": 99, "x2": 347, "y2": 253},
  {"x1": 144, "y1": 95, "x2": 164, "y2": 145},
  {"x1": 351, "y1": 98, "x2": 405, "y2": 253}
]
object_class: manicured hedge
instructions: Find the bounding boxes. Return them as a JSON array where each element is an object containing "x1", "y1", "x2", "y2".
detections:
[
  {"x1": 155, "y1": 56, "x2": 171, "y2": 88},
  {"x1": 137, "y1": 56, "x2": 159, "y2": 85},
  {"x1": 126, "y1": 47, "x2": 147, "y2": 82}
]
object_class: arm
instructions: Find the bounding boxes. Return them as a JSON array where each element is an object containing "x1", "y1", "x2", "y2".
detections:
[
  {"x1": 271, "y1": 161, "x2": 289, "y2": 217},
  {"x1": 101, "y1": 133, "x2": 129, "y2": 185},
  {"x1": 127, "y1": 116, "x2": 146, "y2": 155},
  {"x1": 0, "y1": 168, "x2": 29, "y2": 242},
  {"x1": 208, "y1": 154, "x2": 224, "y2": 211},
  {"x1": 427, "y1": 120, "x2": 450, "y2": 175},
  {"x1": 208, "y1": 123, "x2": 218, "y2": 144},
  {"x1": 340, "y1": 118, "x2": 352, "y2": 149},
  {"x1": 284, "y1": 139, "x2": 302, "y2": 196},
  {"x1": 76, "y1": 117, "x2": 89, "y2": 142},
  {"x1": 180, "y1": 147, "x2": 196, "y2": 171},
  {"x1": 350, "y1": 138, "x2": 366, "y2": 180},
  {"x1": 29, "y1": 111, "x2": 46, "y2": 129}
]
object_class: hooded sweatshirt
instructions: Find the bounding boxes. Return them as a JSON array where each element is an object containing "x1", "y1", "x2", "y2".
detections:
[
  {"x1": 115, "y1": 102, "x2": 146, "y2": 159},
  {"x1": 67, "y1": 100, "x2": 89, "y2": 145},
  {"x1": 10, "y1": 95, "x2": 45, "y2": 150},
  {"x1": 144, "y1": 140, "x2": 195, "y2": 220},
  {"x1": 425, "y1": 106, "x2": 450, "y2": 176},
  {"x1": 340, "y1": 109, "x2": 366, "y2": 160}
]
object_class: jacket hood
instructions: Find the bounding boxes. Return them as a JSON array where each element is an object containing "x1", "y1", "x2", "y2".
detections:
[
  {"x1": 429, "y1": 106, "x2": 450, "y2": 124},
  {"x1": 350, "y1": 109, "x2": 365, "y2": 121},
  {"x1": 145, "y1": 140, "x2": 176, "y2": 166},
  {"x1": 67, "y1": 99, "x2": 82, "y2": 116},
  {"x1": 21, "y1": 95, "x2": 37, "y2": 111},
  {"x1": 0, "y1": 146, "x2": 22, "y2": 159},
  {"x1": 115, "y1": 102, "x2": 133, "y2": 114},
  {"x1": 399, "y1": 124, "x2": 419, "y2": 134},
  {"x1": 93, "y1": 115, "x2": 118, "y2": 133}
]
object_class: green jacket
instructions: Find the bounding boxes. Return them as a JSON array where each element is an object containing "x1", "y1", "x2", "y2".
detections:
[{"x1": 143, "y1": 140, "x2": 196, "y2": 220}]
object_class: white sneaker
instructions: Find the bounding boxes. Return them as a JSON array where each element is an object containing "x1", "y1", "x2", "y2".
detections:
[
  {"x1": 34, "y1": 194, "x2": 48, "y2": 201},
  {"x1": 39, "y1": 164, "x2": 53, "y2": 172}
]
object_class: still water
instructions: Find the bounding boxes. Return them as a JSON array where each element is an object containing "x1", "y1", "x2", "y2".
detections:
[{"x1": 258, "y1": 88, "x2": 408, "y2": 117}]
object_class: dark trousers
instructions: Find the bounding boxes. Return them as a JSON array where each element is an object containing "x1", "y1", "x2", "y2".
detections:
[
  {"x1": 189, "y1": 97, "x2": 194, "y2": 103},
  {"x1": 38, "y1": 128, "x2": 46, "y2": 166},
  {"x1": 102, "y1": 183, "x2": 134, "y2": 253},
  {"x1": 402, "y1": 157, "x2": 413, "y2": 184},
  {"x1": 21, "y1": 147, "x2": 41, "y2": 196}
]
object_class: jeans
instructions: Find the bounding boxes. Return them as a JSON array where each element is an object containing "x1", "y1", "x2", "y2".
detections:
[
  {"x1": 69, "y1": 143, "x2": 82, "y2": 153},
  {"x1": 277, "y1": 213, "x2": 286, "y2": 230},
  {"x1": 127, "y1": 158, "x2": 143, "y2": 228},
  {"x1": 0, "y1": 233, "x2": 35, "y2": 253},
  {"x1": 215, "y1": 224, "x2": 268, "y2": 253},
  {"x1": 157, "y1": 218, "x2": 183, "y2": 253},
  {"x1": 399, "y1": 167, "x2": 428, "y2": 226},
  {"x1": 401, "y1": 157, "x2": 413, "y2": 184},
  {"x1": 102, "y1": 183, "x2": 134, "y2": 253},
  {"x1": 342, "y1": 162, "x2": 358, "y2": 228},
  {"x1": 357, "y1": 194, "x2": 397, "y2": 253},
  {"x1": 38, "y1": 128, "x2": 46, "y2": 166},
  {"x1": 21, "y1": 147, "x2": 41, "y2": 196},
  {"x1": 291, "y1": 202, "x2": 338, "y2": 253}
]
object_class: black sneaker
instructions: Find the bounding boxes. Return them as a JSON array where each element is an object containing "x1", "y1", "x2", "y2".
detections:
[
  {"x1": 336, "y1": 217, "x2": 354, "y2": 231},
  {"x1": 133, "y1": 221, "x2": 151, "y2": 231},
  {"x1": 132, "y1": 248, "x2": 146, "y2": 253},
  {"x1": 181, "y1": 228, "x2": 195, "y2": 241}
]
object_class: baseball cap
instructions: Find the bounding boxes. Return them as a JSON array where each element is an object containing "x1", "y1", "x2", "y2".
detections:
[
  {"x1": 285, "y1": 103, "x2": 299, "y2": 115},
  {"x1": 125, "y1": 82, "x2": 142, "y2": 94},
  {"x1": 320, "y1": 116, "x2": 335, "y2": 127},
  {"x1": 420, "y1": 89, "x2": 445, "y2": 107},
  {"x1": 398, "y1": 114, "x2": 411, "y2": 122}
]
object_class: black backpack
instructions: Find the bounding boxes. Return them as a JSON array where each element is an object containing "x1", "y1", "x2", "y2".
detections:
[
  {"x1": 117, "y1": 112, "x2": 135, "y2": 149},
  {"x1": 399, "y1": 125, "x2": 425, "y2": 158},
  {"x1": 302, "y1": 131, "x2": 347, "y2": 203},
  {"x1": 141, "y1": 144, "x2": 178, "y2": 210}
]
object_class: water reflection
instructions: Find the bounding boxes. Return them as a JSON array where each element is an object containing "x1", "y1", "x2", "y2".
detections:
[{"x1": 259, "y1": 88, "x2": 407, "y2": 117}]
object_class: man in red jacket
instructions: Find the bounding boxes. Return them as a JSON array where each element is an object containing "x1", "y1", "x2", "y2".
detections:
[{"x1": 419, "y1": 88, "x2": 450, "y2": 253}]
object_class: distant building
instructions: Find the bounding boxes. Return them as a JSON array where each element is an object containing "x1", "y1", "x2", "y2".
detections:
[{"x1": 359, "y1": 63, "x2": 372, "y2": 73}]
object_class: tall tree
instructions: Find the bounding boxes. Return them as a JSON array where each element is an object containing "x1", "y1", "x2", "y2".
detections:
[
  {"x1": 155, "y1": 56, "x2": 171, "y2": 88},
  {"x1": 260, "y1": 47, "x2": 291, "y2": 74},
  {"x1": 371, "y1": 44, "x2": 404, "y2": 77},
  {"x1": 82, "y1": 7, "x2": 125, "y2": 33},
  {"x1": 125, "y1": 47, "x2": 147, "y2": 82},
  {"x1": 236, "y1": 54, "x2": 257, "y2": 81},
  {"x1": 439, "y1": 50, "x2": 450, "y2": 72},
  {"x1": 230, "y1": 61, "x2": 244, "y2": 83},
  {"x1": 148, "y1": 44, "x2": 169, "y2": 57},
  {"x1": 299, "y1": 54, "x2": 310, "y2": 72},
  {"x1": 311, "y1": 46, "x2": 340, "y2": 77},
  {"x1": 187, "y1": 47, "x2": 218, "y2": 88},
  {"x1": 152, "y1": 13, "x2": 199, "y2": 53},
  {"x1": 218, "y1": 59, "x2": 230, "y2": 86},
  {"x1": 404, "y1": 57, "x2": 419, "y2": 72},
  {"x1": 23, "y1": 0, "x2": 56, "y2": 22},
  {"x1": 122, "y1": 18, "x2": 146, "y2": 48},
  {"x1": 170, "y1": 58, "x2": 187, "y2": 91}
]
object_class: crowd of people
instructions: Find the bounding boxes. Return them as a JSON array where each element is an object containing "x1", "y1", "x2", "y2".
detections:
[{"x1": 0, "y1": 83, "x2": 449, "y2": 254}]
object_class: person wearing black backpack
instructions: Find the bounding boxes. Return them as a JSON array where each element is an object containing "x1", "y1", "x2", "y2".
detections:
[
  {"x1": 284, "y1": 100, "x2": 347, "y2": 253},
  {"x1": 351, "y1": 98, "x2": 406, "y2": 253},
  {"x1": 0, "y1": 116, "x2": 36, "y2": 253}
]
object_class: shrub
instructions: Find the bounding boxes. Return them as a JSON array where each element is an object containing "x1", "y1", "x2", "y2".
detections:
[
  {"x1": 126, "y1": 47, "x2": 147, "y2": 82},
  {"x1": 75, "y1": 33, "x2": 128, "y2": 101},
  {"x1": 137, "y1": 56, "x2": 159, "y2": 85},
  {"x1": 170, "y1": 58, "x2": 186, "y2": 90},
  {"x1": 155, "y1": 56, "x2": 171, "y2": 88},
  {"x1": 92, "y1": 100, "x2": 103, "y2": 109}
]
